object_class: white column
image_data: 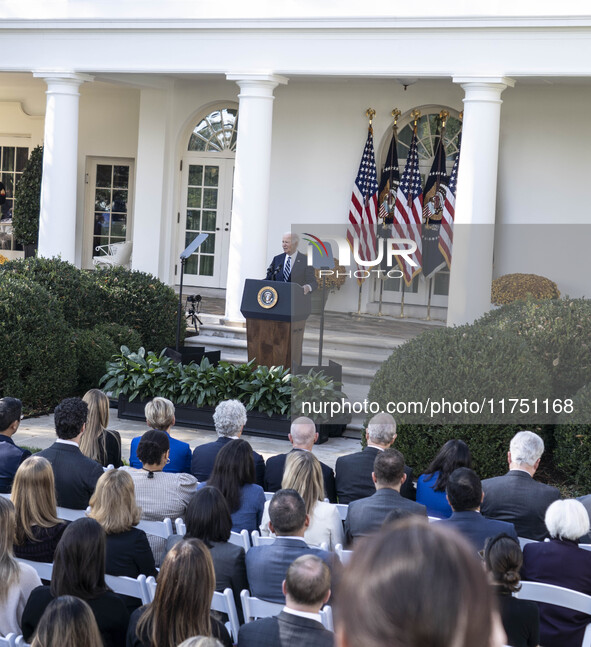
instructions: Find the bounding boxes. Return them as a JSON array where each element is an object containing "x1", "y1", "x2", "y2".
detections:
[
  {"x1": 224, "y1": 73, "x2": 288, "y2": 323},
  {"x1": 447, "y1": 76, "x2": 515, "y2": 326},
  {"x1": 33, "y1": 71, "x2": 93, "y2": 263}
]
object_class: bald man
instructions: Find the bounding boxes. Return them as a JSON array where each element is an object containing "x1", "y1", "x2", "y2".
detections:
[{"x1": 265, "y1": 417, "x2": 337, "y2": 502}]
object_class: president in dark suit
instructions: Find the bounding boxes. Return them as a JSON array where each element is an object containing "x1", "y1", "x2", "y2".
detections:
[
  {"x1": 438, "y1": 467, "x2": 518, "y2": 552},
  {"x1": 265, "y1": 417, "x2": 336, "y2": 502},
  {"x1": 191, "y1": 400, "x2": 265, "y2": 487},
  {"x1": 266, "y1": 232, "x2": 317, "y2": 294},
  {"x1": 238, "y1": 554, "x2": 333, "y2": 647},
  {"x1": 37, "y1": 398, "x2": 104, "y2": 509},
  {"x1": 0, "y1": 397, "x2": 31, "y2": 493},
  {"x1": 344, "y1": 449, "x2": 426, "y2": 545},
  {"x1": 335, "y1": 412, "x2": 414, "y2": 504},
  {"x1": 480, "y1": 431, "x2": 560, "y2": 541}
]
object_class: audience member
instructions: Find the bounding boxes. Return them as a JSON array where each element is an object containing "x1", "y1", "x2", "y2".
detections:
[
  {"x1": 438, "y1": 467, "x2": 518, "y2": 552},
  {"x1": 129, "y1": 398, "x2": 191, "y2": 473},
  {"x1": 238, "y1": 555, "x2": 333, "y2": 647},
  {"x1": 127, "y1": 538, "x2": 232, "y2": 647},
  {"x1": 481, "y1": 430, "x2": 560, "y2": 540},
  {"x1": 484, "y1": 534, "x2": 540, "y2": 647},
  {"x1": 335, "y1": 412, "x2": 414, "y2": 504},
  {"x1": 344, "y1": 449, "x2": 426, "y2": 545},
  {"x1": 246, "y1": 489, "x2": 335, "y2": 604},
  {"x1": 21, "y1": 517, "x2": 129, "y2": 647},
  {"x1": 335, "y1": 517, "x2": 507, "y2": 647},
  {"x1": 261, "y1": 450, "x2": 343, "y2": 549},
  {"x1": 81, "y1": 389, "x2": 122, "y2": 468},
  {"x1": 416, "y1": 439, "x2": 472, "y2": 518},
  {"x1": 37, "y1": 397, "x2": 104, "y2": 509},
  {"x1": 30, "y1": 595, "x2": 103, "y2": 647},
  {"x1": 191, "y1": 400, "x2": 265, "y2": 486},
  {"x1": 0, "y1": 396, "x2": 31, "y2": 493},
  {"x1": 166, "y1": 486, "x2": 248, "y2": 622},
  {"x1": 121, "y1": 429, "x2": 196, "y2": 565},
  {"x1": 264, "y1": 417, "x2": 337, "y2": 502},
  {"x1": 203, "y1": 438, "x2": 265, "y2": 533},
  {"x1": 0, "y1": 497, "x2": 41, "y2": 637},
  {"x1": 12, "y1": 456, "x2": 68, "y2": 562},
  {"x1": 522, "y1": 499, "x2": 591, "y2": 647},
  {"x1": 177, "y1": 639, "x2": 224, "y2": 647}
]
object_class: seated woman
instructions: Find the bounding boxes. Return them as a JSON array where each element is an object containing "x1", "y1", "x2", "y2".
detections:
[
  {"x1": 522, "y1": 499, "x2": 591, "y2": 647},
  {"x1": 121, "y1": 429, "x2": 196, "y2": 565},
  {"x1": 0, "y1": 497, "x2": 42, "y2": 637},
  {"x1": 12, "y1": 455, "x2": 68, "y2": 562},
  {"x1": 21, "y1": 517, "x2": 129, "y2": 647},
  {"x1": 30, "y1": 595, "x2": 103, "y2": 647},
  {"x1": 81, "y1": 389, "x2": 122, "y2": 468},
  {"x1": 127, "y1": 538, "x2": 232, "y2": 647},
  {"x1": 204, "y1": 438, "x2": 265, "y2": 533},
  {"x1": 167, "y1": 486, "x2": 248, "y2": 622},
  {"x1": 416, "y1": 439, "x2": 472, "y2": 518},
  {"x1": 484, "y1": 533, "x2": 539, "y2": 647},
  {"x1": 260, "y1": 450, "x2": 344, "y2": 550}
]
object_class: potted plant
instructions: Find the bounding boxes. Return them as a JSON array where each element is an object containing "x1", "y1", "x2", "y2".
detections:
[{"x1": 12, "y1": 145, "x2": 43, "y2": 258}]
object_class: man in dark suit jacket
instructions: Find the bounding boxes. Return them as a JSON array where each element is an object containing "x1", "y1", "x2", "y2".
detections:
[
  {"x1": 438, "y1": 467, "x2": 518, "y2": 552},
  {"x1": 191, "y1": 400, "x2": 265, "y2": 486},
  {"x1": 0, "y1": 397, "x2": 31, "y2": 493},
  {"x1": 246, "y1": 490, "x2": 336, "y2": 603},
  {"x1": 37, "y1": 397, "x2": 104, "y2": 509},
  {"x1": 266, "y1": 232, "x2": 317, "y2": 293},
  {"x1": 335, "y1": 412, "x2": 414, "y2": 504},
  {"x1": 480, "y1": 431, "x2": 560, "y2": 541},
  {"x1": 265, "y1": 417, "x2": 336, "y2": 502},
  {"x1": 238, "y1": 554, "x2": 333, "y2": 647},
  {"x1": 345, "y1": 449, "x2": 426, "y2": 545}
]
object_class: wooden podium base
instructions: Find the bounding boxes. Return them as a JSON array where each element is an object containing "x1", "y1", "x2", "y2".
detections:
[{"x1": 246, "y1": 318, "x2": 305, "y2": 368}]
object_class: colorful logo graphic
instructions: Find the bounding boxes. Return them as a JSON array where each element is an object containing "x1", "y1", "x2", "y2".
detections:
[{"x1": 302, "y1": 233, "x2": 330, "y2": 258}]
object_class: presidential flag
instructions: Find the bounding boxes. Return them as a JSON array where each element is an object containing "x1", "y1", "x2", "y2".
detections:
[
  {"x1": 377, "y1": 128, "x2": 400, "y2": 228},
  {"x1": 439, "y1": 140, "x2": 460, "y2": 270}
]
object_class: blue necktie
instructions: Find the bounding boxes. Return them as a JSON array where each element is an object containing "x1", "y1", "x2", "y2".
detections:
[{"x1": 283, "y1": 255, "x2": 291, "y2": 282}]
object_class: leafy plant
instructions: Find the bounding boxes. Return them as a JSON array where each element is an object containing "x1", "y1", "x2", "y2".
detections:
[
  {"x1": 12, "y1": 145, "x2": 43, "y2": 247},
  {"x1": 291, "y1": 369, "x2": 348, "y2": 424}
]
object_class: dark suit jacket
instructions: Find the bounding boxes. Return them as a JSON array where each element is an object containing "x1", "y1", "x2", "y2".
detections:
[
  {"x1": 438, "y1": 510, "x2": 518, "y2": 552},
  {"x1": 246, "y1": 537, "x2": 335, "y2": 604},
  {"x1": 105, "y1": 528, "x2": 157, "y2": 578},
  {"x1": 265, "y1": 449, "x2": 337, "y2": 502},
  {"x1": 266, "y1": 251, "x2": 318, "y2": 291},
  {"x1": 480, "y1": 470, "x2": 560, "y2": 541},
  {"x1": 0, "y1": 435, "x2": 31, "y2": 493},
  {"x1": 191, "y1": 436, "x2": 265, "y2": 487},
  {"x1": 37, "y1": 442, "x2": 104, "y2": 509},
  {"x1": 345, "y1": 488, "x2": 426, "y2": 544},
  {"x1": 335, "y1": 446, "x2": 414, "y2": 504},
  {"x1": 238, "y1": 610, "x2": 334, "y2": 647}
]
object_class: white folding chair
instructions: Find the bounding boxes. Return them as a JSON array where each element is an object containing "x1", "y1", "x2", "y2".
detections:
[
  {"x1": 0, "y1": 635, "x2": 15, "y2": 647},
  {"x1": 240, "y1": 589, "x2": 283, "y2": 623},
  {"x1": 92, "y1": 240, "x2": 133, "y2": 268},
  {"x1": 137, "y1": 518, "x2": 173, "y2": 539},
  {"x1": 14, "y1": 638, "x2": 29, "y2": 647},
  {"x1": 145, "y1": 575, "x2": 157, "y2": 602},
  {"x1": 319, "y1": 604, "x2": 334, "y2": 631},
  {"x1": 229, "y1": 529, "x2": 250, "y2": 553},
  {"x1": 175, "y1": 518, "x2": 186, "y2": 536},
  {"x1": 264, "y1": 492, "x2": 275, "y2": 501},
  {"x1": 335, "y1": 543, "x2": 353, "y2": 565},
  {"x1": 518, "y1": 536, "x2": 539, "y2": 549},
  {"x1": 580, "y1": 544, "x2": 591, "y2": 552},
  {"x1": 335, "y1": 504, "x2": 348, "y2": 522},
  {"x1": 251, "y1": 531, "x2": 274, "y2": 548},
  {"x1": 17, "y1": 558, "x2": 53, "y2": 581},
  {"x1": 105, "y1": 574, "x2": 150, "y2": 605},
  {"x1": 55, "y1": 506, "x2": 88, "y2": 522},
  {"x1": 212, "y1": 588, "x2": 241, "y2": 644}
]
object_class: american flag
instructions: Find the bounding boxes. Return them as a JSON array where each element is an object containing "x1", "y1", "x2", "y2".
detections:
[
  {"x1": 439, "y1": 143, "x2": 460, "y2": 270},
  {"x1": 346, "y1": 127, "x2": 378, "y2": 276},
  {"x1": 393, "y1": 127, "x2": 423, "y2": 286}
]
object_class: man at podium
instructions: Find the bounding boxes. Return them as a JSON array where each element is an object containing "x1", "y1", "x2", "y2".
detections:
[{"x1": 266, "y1": 232, "x2": 317, "y2": 294}]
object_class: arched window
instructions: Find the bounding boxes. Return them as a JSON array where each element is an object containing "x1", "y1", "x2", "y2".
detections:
[{"x1": 187, "y1": 107, "x2": 238, "y2": 152}]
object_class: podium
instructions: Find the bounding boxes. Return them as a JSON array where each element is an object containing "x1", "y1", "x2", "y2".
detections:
[{"x1": 240, "y1": 279, "x2": 311, "y2": 368}]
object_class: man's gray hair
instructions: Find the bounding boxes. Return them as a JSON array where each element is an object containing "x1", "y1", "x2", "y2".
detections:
[
  {"x1": 213, "y1": 399, "x2": 247, "y2": 437},
  {"x1": 509, "y1": 430, "x2": 544, "y2": 466},
  {"x1": 545, "y1": 499, "x2": 590, "y2": 541},
  {"x1": 283, "y1": 231, "x2": 299, "y2": 245},
  {"x1": 290, "y1": 417, "x2": 316, "y2": 447},
  {"x1": 367, "y1": 412, "x2": 397, "y2": 446}
]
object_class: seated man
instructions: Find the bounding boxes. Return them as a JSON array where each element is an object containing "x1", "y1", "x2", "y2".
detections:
[
  {"x1": 265, "y1": 417, "x2": 336, "y2": 502},
  {"x1": 129, "y1": 397, "x2": 191, "y2": 473},
  {"x1": 238, "y1": 555, "x2": 333, "y2": 647},
  {"x1": 0, "y1": 397, "x2": 31, "y2": 493},
  {"x1": 246, "y1": 489, "x2": 336, "y2": 603},
  {"x1": 335, "y1": 412, "x2": 414, "y2": 504},
  {"x1": 481, "y1": 431, "x2": 560, "y2": 541},
  {"x1": 344, "y1": 449, "x2": 426, "y2": 545},
  {"x1": 37, "y1": 397, "x2": 104, "y2": 509},
  {"x1": 191, "y1": 399, "x2": 265, "y2": 486},
  {"x1": 438, "y1": 467, "x2": 518, "y2": 552}
]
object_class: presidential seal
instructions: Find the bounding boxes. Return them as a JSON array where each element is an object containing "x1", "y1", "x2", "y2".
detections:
[{"x1": 257, "y1": 286, "x2": 279, "y2": 309}]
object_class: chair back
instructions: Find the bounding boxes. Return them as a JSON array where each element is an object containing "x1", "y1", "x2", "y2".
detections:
[
  {"x1": 105, "y1": 574, "x2": 150, "y2": 605},
  {"x1": 137, "y1": 517, "x2": 173, "y2": 539},
  {"x1": 229, "y1": 529, "x2": 251, "y2": 553},
  {"x1": 518, "y1": 536, "x2": 538, "y2": 549},
  {"x1": 319, "y1": 605, "x2": 334, "y2": 631},
  {"x1": 111, "y1": 241, "x2": 132, "y2": 264},
  {"x1": 335, "y1": 503, "x2": 348, "y2": 521},
  {"x1": 145, "y1": 575, "x2": 157, "y2": 602},
  {"x1": 240, "y1": 589, "x2": 283, "y2": 623},
  {"x1": 264, "y1": 491, "x2": 274, "y2": 501},
  {"x1": 251, "y1": 533, "x2": 275, "y2": 548},
  {"x1": 211, "y1": 588, "x2": 241, "y2": 643},
  {"x1": 335, "y1": 543, "x2": 352, "y2": 565},
  {"x1": 175, "y1": 518, "x2": 186, "y2": 536},
  {"x1": 17, "y1": 558, "x2": 53, "y2": 581}
]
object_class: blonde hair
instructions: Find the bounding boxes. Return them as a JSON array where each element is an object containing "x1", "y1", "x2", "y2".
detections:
[
  {"x1": 89, "y1": 469, "x2": 141, "y2": 534},
  {"x1": 13, "y1": 456, "x2": 61, "y2": 544},
  {"x1": 0, "y1": 497, "x2": 19, "y2": 602},
  {"x1": 80, "y1": 389, "x2": 110, "y2": 463},
  {"x1": 145, "y1": 397, "x2": 175, "y2": 431},
  {"x1": 30, "y1": 595, "x2": 103, "y2": 647},
  {"x1": 282, "y1": 451, "x2": 324, "y2": 516},
  {"x1": 177, "y1": 639, "x2": 224, "y2": 647}
]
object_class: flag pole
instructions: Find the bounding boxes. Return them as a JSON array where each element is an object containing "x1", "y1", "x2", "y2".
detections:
[
  {"x1": 398, "y1": 280, "x2": 406, "y2": 318},
  {"x1": 425, "y1": 276, "x2": 432, "y2": 321},
  {"x1": 378, "y1": 277, "x2": 384, "y2": 316}
]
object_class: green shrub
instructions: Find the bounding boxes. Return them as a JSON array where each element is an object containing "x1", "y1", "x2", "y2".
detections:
[
  {"x1": 0, "y1": 276, "x2": 76, "y2": 413},
  {"x1": 72, "y1": 328, "x2": 118, "y2": 395},
  {"x1": 92, "y1": 322, "x2": 143, "y2": 354},
  {"x1": 12, "y1": 145, "x2": 43, "y2": 247},
  {"x1": 368, "y1": 323, "x2": 553, "y2": 479},
  {"x1": 491, "y1": 273, "x2": 560, "y2": 305}
]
